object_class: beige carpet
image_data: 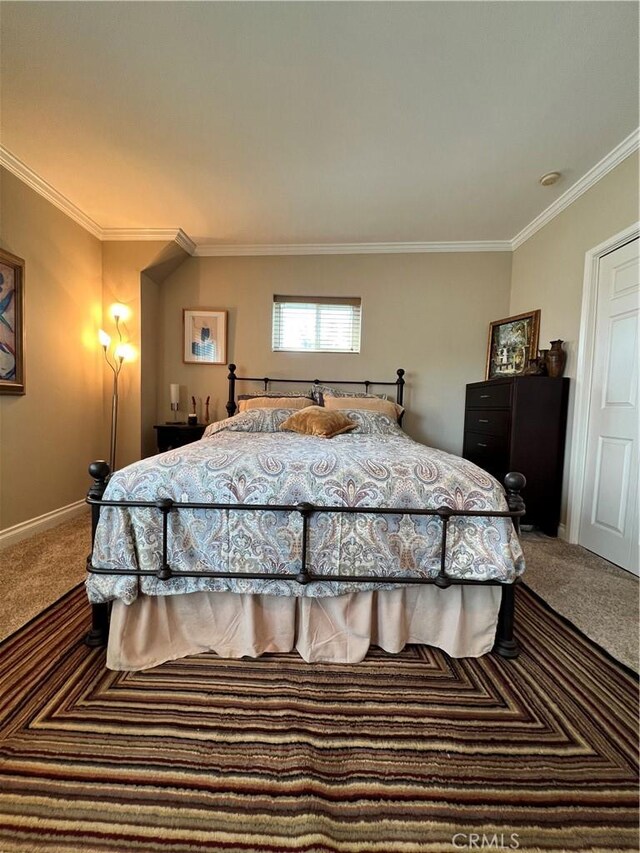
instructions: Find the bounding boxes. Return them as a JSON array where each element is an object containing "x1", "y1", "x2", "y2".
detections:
[
  {"x1": 0, "y1": 512, "x2": 90, "y2": 640},
  {"x1": 0, "y1": 514, "x2": 637, "y2": 670},
  {"x1": 520, "y1": 531, "x2": 639, "y2": 671}
]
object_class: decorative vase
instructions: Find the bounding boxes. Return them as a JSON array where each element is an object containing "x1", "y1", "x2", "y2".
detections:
[{"x1": 546, "y1": 340, "x2": 566, "y2": 378}]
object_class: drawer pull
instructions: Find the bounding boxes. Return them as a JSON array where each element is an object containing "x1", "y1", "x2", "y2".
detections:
[
  {"x1": 480, "y1": 394, "x2": 490, "y2": 399},
  {"x1": 477, "y1": 442, "x2": 488, "y2": 448},
  {"x1": 478, "y1": 419, "x2": 489, "y2": 423}
]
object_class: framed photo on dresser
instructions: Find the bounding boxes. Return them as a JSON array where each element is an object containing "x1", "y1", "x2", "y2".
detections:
[{"x1": 485, "y1": 309, "x2": 540, "y2": 380}]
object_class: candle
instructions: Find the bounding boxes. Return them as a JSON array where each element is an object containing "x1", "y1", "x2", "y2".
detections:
[{"x1": 170, "y1": 384, "x2": 180, "y2": 405}]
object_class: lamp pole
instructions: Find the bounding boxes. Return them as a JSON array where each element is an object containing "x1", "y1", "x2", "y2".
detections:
[
  {"x1": 108, "y1": 357, "x2": 123, "y2": 472},
  {"x1": 99, "y1": 314, "x2": 127, "y2": 473}
]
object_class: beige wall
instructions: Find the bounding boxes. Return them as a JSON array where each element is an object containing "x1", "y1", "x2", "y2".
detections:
[
  {"x1": 140, "y1": 242, "x2": 189, "y2": 458},
  {"x1": 141, "y1": 272, "x2": 160, "y2": 459},
  {"x1": 511, "y1": 154, "x2": 639, "y2": 368},
  {"x1": 0, "y1": 168, "x2": 104, "y2": 529},
  {"x1": 160, "y1": 252, "x2": 513, "y2": 454},
  {"x1": 0, "y1": 179, "x2": 188, "y2": 529},
  {"x1": 101, "y1": 241, "x2": 188, "y2": 470},
  {"x1": 510, "y1": 152, "x2": 639, "y2": 528},
  {"x1": 0, "y1": 169, "x2": 191, "y2": 531}
]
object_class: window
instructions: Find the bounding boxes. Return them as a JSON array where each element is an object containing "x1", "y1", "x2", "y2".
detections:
[{"x1": 272, "y1": 296, "x2": 361, "y2": 353}]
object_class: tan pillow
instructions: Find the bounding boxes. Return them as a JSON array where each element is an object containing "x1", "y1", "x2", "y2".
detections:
[
  {"x1": 238, "y1": 396, "x2": 313, "y2": 412},
  {"x1": 281, "y1": 406, "x2": 357, "y2": 438},
  {"x1": 323, "y1": 396, "x2": 404, "y2": 420}
]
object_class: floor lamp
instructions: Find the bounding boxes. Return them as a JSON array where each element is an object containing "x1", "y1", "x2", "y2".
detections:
[{"x1": 99, "y1": 304, "x2": 132, "y2": 472}]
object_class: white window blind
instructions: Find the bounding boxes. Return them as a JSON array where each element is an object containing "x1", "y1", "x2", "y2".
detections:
[{"x1": 272, "y1": 296, "x2": 361, "y2": 353}]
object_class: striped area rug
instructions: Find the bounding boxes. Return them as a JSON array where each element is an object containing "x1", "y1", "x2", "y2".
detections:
[{"x1": 0, "y1": 585, "x2": 637, "y2": 853}]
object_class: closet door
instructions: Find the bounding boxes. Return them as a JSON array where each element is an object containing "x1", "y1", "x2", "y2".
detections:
[{"x1": 579, "y1": 238, "x2": 639, "y2": 574}]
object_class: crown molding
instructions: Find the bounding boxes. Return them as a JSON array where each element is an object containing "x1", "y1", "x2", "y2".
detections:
[
  {"x1": 511, "y1": 127, "x2": 640, "y2": 250},
  {"x1": 101, "y1": 228, "x2": 181, "y2": 241},
  {"x1": 0, "y1": 146, "x2": 196, "y2": 253},
  {"x1": 173, "y1": 229, "x2": 197, "y2": 255},
  {"x1": 3, "y1": 130, "x2": 638, "y2": 256},
  {"x1": 194, "y1": 240, "x2": 512, "y2": 257},
  {"x1": 0, "y1": 145, "x2": 103, "y2": 239},
  {"x1": 101, "y1": 227, "x2": 196, "y2": 255}
]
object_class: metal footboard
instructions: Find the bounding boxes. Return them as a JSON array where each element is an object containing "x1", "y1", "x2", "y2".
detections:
[{"x1": 85, "y1": 462, "x2": 526, "y2": 659}]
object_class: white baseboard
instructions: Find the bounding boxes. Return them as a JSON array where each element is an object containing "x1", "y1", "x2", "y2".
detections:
[
  {"x1": 0, "y1": 499, "x2": 88, "y2": 550},
  {"x1": 557, "y1": 522, "x2": 567, "y2": 541}
]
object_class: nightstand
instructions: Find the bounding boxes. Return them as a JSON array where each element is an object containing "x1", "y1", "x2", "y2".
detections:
[{"x1": 153, "y1": 423, "x2": 206, "y2": 452}]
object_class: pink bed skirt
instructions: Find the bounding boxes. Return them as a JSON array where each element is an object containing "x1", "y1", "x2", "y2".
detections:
[{"x1": 107, "y1": 586, "x2": 502, "y2": 670}]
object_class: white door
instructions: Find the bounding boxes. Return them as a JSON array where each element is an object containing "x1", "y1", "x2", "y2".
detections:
[{"x1": 579, "y1": 237, "x2": 639, "y2": 574}]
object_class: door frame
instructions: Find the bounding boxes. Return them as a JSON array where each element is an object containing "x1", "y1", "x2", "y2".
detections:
[{"x1": 566, "y1": 221, "x2": 640, "y2": 544}]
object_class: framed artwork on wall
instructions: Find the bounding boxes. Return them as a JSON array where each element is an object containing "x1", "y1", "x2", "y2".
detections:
[
  {"x1": 183, "y1": 309, "x2": 227, "y2": 365},
  {"x1": 0, "y1": 248, "x2": 25, "y2": 395},
  {"x1": 485, "y1": 309, "x2": 540, "y2": 380}
]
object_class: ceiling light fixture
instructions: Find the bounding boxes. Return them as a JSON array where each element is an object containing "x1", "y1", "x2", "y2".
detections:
[{"x1": 539, "y1": 171, "x2": 562, "y2": 187}]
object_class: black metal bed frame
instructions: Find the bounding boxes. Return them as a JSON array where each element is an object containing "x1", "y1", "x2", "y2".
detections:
[
  {"x1": 225, "y1": 362, "x2": 406, "y2": 418},
  {"x1": 85, "y1": 366, "x2": 526, "y2": 659}
]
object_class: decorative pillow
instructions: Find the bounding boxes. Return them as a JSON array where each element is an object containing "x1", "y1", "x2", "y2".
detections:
[
  {"x1": 337, "y1": 409, "x2": 402, "y2": 435},
  {"x1": 309, "y1": 384, "x2": 388, "y2": 405},
  {"x1": 203, "y1": 409, "x2": 301, "y2": 437},
  {"x1": 238, "y1": 395, "x2": 313, "y2": 412},
  {"x1": 323, "y1": 395, "x2": 404, "y2": 421},
  {"x1": 280, "y1": 406, "x2": 357, "y2": 438}
]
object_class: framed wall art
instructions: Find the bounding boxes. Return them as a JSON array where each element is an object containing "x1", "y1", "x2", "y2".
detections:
[
  {"x1": 183, "y1": 309, "x2": 227, "y2": 365},
  {"x1": 0, "y1": 248, "x2": 25, "y2": 395},
  {"x1": 485, "y1": 309, "x2": 540, "y2": 380}
]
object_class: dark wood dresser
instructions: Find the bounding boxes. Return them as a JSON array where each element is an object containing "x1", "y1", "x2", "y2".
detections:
[{"x1": 463, "y1": 376, "x2": 569, "y2": 536}]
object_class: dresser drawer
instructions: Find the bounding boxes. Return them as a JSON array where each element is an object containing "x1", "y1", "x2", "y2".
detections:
[
  {"x1": 463, "y1": 431, "x2": 509, "y2": 477},
  {"x1": 464, "y1": 408, "x2": 510, "y2": 437},
  {"x1": 466, "y1": 382, "x2": 511, "y2": 409}
]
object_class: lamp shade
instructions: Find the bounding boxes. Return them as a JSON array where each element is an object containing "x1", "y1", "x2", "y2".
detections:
[
  {"x1": 115, "y1": 343, "x2": 136, "y2": 362},
  {"x1": 110, "y1": 302, "x2": 130, "y2": 321},
  {"x1": 170, "y1": 384, "x2": 180, "y2": 405}
]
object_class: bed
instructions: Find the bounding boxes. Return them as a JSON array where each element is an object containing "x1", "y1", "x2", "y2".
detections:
[{"x1": 85, "y1": 367, "x2": 526, "y2": 669}]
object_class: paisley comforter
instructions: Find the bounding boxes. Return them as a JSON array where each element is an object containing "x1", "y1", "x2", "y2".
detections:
[{"x1": 87, "y1": 409, "x2": 525, "y2": 605}]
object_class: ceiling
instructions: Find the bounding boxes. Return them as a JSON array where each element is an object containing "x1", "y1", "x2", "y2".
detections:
[{"x1": 1, "y1": 1, "x2": 638, "y2": 248}]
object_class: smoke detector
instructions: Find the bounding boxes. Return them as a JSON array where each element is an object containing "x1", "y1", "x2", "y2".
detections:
[{"x1": 539, "y1": 171, "x2": 562, "y2": 187}]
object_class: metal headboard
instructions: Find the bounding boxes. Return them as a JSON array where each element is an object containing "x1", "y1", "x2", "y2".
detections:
[{"x1": 226, "y1": 363, "x2": 405, "y2": 418}]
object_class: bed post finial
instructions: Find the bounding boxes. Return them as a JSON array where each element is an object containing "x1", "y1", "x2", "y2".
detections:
[
  {"x1": 396, "y1": 368, "x2": 405, "y2": 407},
  {"x1": 88, "y1": 461, "x2": 110, "y2": 540},
  {"x1": 504, "y1": 471, "x2": 526, "y2": 536},
  {"x1": 86, "y1": 460, "x2": 111, "y2": 648},
  {"x1": 226, "y1": 363, "x2": 237, "y2": 418}
]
